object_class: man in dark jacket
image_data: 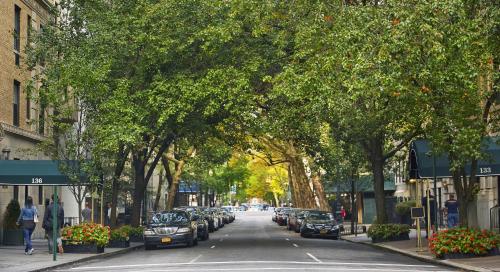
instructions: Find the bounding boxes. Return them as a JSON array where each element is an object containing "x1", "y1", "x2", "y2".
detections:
[{"x1": 42, "y1": 195, "x2": 64, "y2": 253}]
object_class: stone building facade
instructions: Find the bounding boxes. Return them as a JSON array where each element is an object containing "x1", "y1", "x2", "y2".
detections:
[{"x1": 0, "y1": 0, "x2": 78, "y2": 240}]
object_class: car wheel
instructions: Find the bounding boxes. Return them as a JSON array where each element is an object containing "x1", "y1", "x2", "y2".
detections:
[
  {"x1": 145, "y1": 244, "x2": 155, "y2": 250},
  {"x1": 204, "y1": 232, "x2": 209, "y2": 241},
  {"x1": 193, "y1": 238, "x2": 198, "y2": 246},
  {"x1": 332, "y1": 236, "x2": 339, "y2": 240},
  {"x1": 295, "y1": 226, "x2": 300, "y2": 233},
  {"x1": 187, "y1": 238, "x2": 194, "y2": 247}
]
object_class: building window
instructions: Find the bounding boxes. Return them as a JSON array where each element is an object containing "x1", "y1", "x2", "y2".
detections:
[
  {"x1": 14, "y1": 186, "x2": 19, "y2": 201},
  {"x1": 24, "y1": 185, "x2": 29, "y2": 202},
  {"x1": 13, "y1": 80, "x2": 20, "y2": 127},
  {"x1": 39, "y1": 102, "x2": 46, "y2": 134},
  {"x1": 27, "y1": 15, "x2": 32, "y2": 43},
  {"x1": 14, "y1": 5, "x2": 21, "y2": 66},
  {"x1": 26, "y1": 96, "x2": 31, "y2": 120},
  {"x1": 38, "y1": 186, "x2": 44, "y2": 205},
  {"x1": 39, "y1": 24, "x2": 45, "y2": 67}
]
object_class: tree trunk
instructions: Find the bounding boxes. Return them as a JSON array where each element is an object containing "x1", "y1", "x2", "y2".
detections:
[
  {"x1": 110, "y1": 176, "x2": 120, "y2": 228},
  {"x1": 165, "y1": 160, "x2": 185, "y2": 210},
  {"x1": 153, "y1": 170, "x2": 164, "y2": 211},
  {"x1": 367, "y1": 137, "x2": 387, "y2": 224},
  {"x1": 110, "y1": 146, "x2": 128, "y2": 228},
  {"x1": 289, "y1": 155, "x2": 316, "y2": 209},
  {"x1": 311, "y1": 173, "x2": 330, "y2": 211},
  {"x1": 131, "y1": 154, "x2": 146, "y2": 227}
]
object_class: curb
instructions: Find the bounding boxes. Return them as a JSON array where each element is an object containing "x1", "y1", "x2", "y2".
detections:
[
  {"x1": 341, "y1": 237, "x2": 492, "y2": 272},
  {"x1": 30, "y1": 244, "x2": 144, "y2": 272}
]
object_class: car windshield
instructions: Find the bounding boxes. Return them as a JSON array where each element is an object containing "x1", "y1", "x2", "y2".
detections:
[
  {"x1": 152, "y1": 212, "x2": 189, "y2": 224},
  {"x1": 308, "y1": 213, "x2": 331, "y2": 221}
]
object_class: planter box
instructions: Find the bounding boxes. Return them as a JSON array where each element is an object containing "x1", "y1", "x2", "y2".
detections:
[
  {"x1": 129, "y1": 235, "x2": 143, "y2": 242},
  {"x1": 2, "y1": 229, "x2": 24, "y2": 245},
  {"x1": 63, "y1": 242, "x2": 105, "y2": 253},
  {"x1": 371, "y1": 233, "x2": 410, "y2": 243},
  {"x1": 107, "y1": 240, "x2": 130, "y2": 248},
  {"x1": 439, "y1": 248, "x2": 500, "y2": 259}
]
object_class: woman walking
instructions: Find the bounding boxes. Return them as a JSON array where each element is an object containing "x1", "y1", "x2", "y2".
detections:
[{"x1": 17, "y1": 196, "x2": 38, "y2": 255}]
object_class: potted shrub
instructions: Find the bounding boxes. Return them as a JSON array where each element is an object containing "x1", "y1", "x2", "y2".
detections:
[
  {"x1": 367, "y1": 224, "x2": 410, "y2": 243},
  {"x1": 429, "y1": 228, "x2": 500, "y2": 259},
  {"x1": 122, "y1": 225, "x2": 144, "y2": 242},
  {"x1": 61, "y1": 223, "x2": 110, "y2": 253},
  {"x1": 395, "y1": 201, "x2": 415, "y2": 225},
  {"x1": 2, "y1": 199, "x2": 23, "y2": 245},
  {"x1": 108, "y1": 227, "x2": 130, "y2": 248}
]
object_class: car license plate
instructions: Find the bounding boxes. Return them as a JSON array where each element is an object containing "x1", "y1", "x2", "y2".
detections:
[
  {"x1": 320, "y1": 229, "x2": 328, "y2": 235},
  {"x1": 161, "y1": 237, "x2": 172, "y2": 243}
]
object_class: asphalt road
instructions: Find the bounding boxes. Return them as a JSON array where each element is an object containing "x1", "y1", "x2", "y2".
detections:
[{"x1": 56, "y1": 211, "x2": 457, "y2": 272}]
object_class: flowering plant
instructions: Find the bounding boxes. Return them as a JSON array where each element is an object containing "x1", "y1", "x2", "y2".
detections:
[
  {"x1": 110, "y1": 227, "x2": 130, "y2": 241},
  {"x1": 62, "y1": 223, "x2": 110, "y2": 247},
  {"x1": 428, "y1": 228, "x2": 500, "y2": 258}
]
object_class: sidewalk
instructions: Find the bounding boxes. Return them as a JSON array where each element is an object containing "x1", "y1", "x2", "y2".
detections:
[
  {"x1": 0, "y1": 239, "x2": 143, "y2": 272},
  {"x1": 342, "y1": 230, "x2": 500, "y2": 272}
]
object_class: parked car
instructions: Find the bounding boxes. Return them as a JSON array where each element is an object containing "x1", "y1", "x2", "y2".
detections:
[
  {"x1": 143, "y1": 210, "x2": 198, "y2": 250},
  {"x1": 276, "y1": 208, "x2": 292, "y2": 226},
  {"x1": 287, "y1": 209, "x2": 305, "y2": 231},
  {"x1": 200, "y1": 207, "x2": 219, "y2": 232},
  {"x1": 175, "y1": 207, "x2": 209, "y2": 241},
  {"x1": 222, "y1": 206, "x2": 236, "y2": 222},
  {"x1": 208, "y1": 207, "x2": 224, "y2": 228},
  {"x1": 272, "y1": 207, "x2": 282, "y2": 222},
  {"x1": 300, "y1": 211, "x2": 340, "y2": 239}
]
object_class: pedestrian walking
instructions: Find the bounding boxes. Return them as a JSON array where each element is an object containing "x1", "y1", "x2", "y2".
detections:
[
  {"x1": 82, "y1": 203, "x2": 91, "y2": 222},
  {"x1": 340, "y1": 206, "x2": 346, "y2": 223},
  {"x1": 42, "y1": 195, "x2": 65, "y2": 254},
  {"x1": 445, "y1": 194, "x2": 459, "y2": 228},
  {"x1": 16, "y1": 196, "x2": 38, "y2": 255}
]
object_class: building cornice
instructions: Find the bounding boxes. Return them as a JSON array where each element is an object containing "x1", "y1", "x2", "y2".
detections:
[
  {"x1": 0, "y1": 122, "x2": 47, "y2": 142},
  {"x1": 20, "y1": 0, "x2": 55, "y2": 22}
]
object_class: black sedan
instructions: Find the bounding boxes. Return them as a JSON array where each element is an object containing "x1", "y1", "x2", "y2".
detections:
[
  {"x1": 300, "y1": 212, "x2": 340, "y2": 239},
  {"x1": 144, "y1": 211, "x2": 198, "y2": 250},
  {"x1": 175, "y1": 207, "x2": 210, "y2": 241}
]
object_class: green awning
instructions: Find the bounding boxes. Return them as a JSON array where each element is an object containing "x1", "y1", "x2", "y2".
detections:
[
  {"x1": 0, "y1": 160, "x2": 88, "y2": 185},
  {"x1": 409, "y1": 137, "x2": 500, "y2": 179},
  {"x1": 326, "y1": 175, "x2": 396, "y2": 193}
]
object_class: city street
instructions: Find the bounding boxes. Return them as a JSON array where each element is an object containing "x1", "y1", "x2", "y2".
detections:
[{"x1": 56, "y1": 211, "x2": 456, "y2": 272}]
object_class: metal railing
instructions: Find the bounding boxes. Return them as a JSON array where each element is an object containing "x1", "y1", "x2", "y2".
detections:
[
  {"x1": 340, "y1": 224, "x2": 367, "y2": 235},
  {"x1": 64, "y1": 217, "x2": 79, "y2": 226},
  {"x1": 490, "y1": 206, "x2": 500, "y2": 234}
]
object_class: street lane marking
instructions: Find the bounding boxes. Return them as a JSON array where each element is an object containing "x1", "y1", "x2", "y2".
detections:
[
  {"x1": 285, "y1": 238, "x2": 290, "y2": 241},
  {"x1": 122, "y1": 268, "x2": 452, "y2": 272},
  {"x1": 210, "y1": 245, "x2": 216, "y2": 248},
  {"x1": 306, "y1": 252, "x2": 322, "y2": 263},
  {"x1": 188, "y1": 254, "x2": 202, "y2": 264},
  {"x1": 292, "y1": 243, "x2": 299, "y2": 247},
  {"x1": 225, "y1": 234, "x2": 229, "y2": 236},
  {"x1": 66, "y1": 261, "x2": 441, "y2": 270}
]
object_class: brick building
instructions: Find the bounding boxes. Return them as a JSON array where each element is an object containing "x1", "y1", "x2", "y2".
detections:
[{"x1": 0, "y1": 0, "x2": 79, "y2": 241}]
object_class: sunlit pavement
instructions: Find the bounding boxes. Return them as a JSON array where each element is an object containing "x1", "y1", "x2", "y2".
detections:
[{"x1": 56, "y1": 211, "x2": 457, "y2": 272}]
